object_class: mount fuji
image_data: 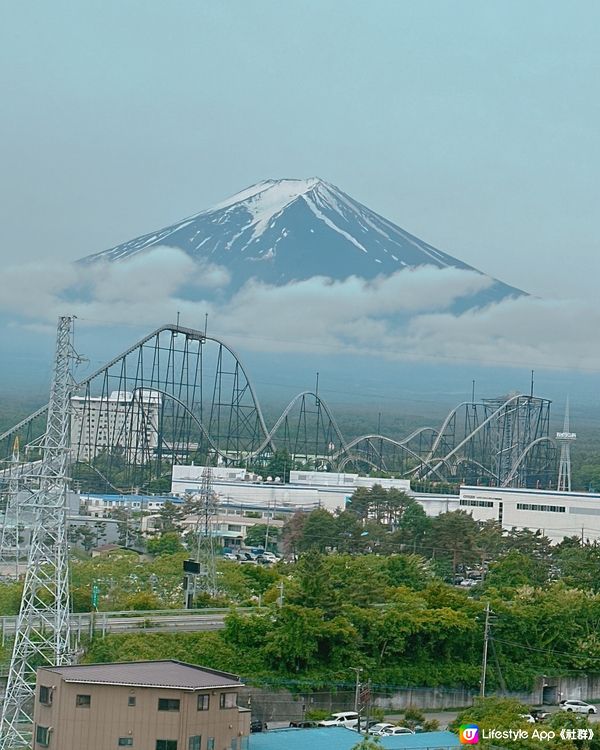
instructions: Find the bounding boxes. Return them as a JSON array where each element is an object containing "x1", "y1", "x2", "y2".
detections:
[{"x1": 80, "y1": 177, "x2": 524, "y2": 307}]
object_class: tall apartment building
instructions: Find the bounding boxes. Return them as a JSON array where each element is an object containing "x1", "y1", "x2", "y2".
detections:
[
  {"x1": 71, "y1": 389, "x2": 161, "y2": 464},
  {"x1": 33, "y1": 660, "x2": 250, "y2": 750}
]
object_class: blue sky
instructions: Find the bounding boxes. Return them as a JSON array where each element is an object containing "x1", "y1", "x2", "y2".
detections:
[{"x1": 1, "y1": 0, "x2": 599, "y2": 299}]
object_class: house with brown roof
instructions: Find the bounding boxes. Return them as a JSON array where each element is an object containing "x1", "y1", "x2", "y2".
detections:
[{"x1": 33, "y1": 660, "x2": 250, "y2": 750}]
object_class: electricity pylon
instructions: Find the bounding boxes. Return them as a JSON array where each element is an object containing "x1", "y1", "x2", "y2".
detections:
[
  {"x1": 0, "y1": 317, "x2": 75, "y2": 749},
  {"x1": 556, "y1": 398, "x2": 576, "y2": 492},
  {"x1": 194, "y1": 466, "x2": 218, "y2": 599},
  {"x1": 0, "y1": 438, "x2": 22, "y2": 578}
]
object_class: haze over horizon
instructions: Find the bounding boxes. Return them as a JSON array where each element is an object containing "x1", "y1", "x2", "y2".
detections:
[{"x1": 2, "y1": 1, "x2": 600, "y2": 406}]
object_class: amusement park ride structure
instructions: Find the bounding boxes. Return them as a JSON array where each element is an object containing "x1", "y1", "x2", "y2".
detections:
[{"x1": 0, "y1": 323, "x2": 557, "y2": 495}]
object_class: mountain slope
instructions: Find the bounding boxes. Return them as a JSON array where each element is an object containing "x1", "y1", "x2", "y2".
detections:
[{"x1": 80, "y1": 177, "x2": 525, "y2": 305}]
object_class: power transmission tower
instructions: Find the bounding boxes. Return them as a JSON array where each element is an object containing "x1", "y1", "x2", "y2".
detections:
[
  {"x1": 195, "y1": 466, "x2": 218, "y2": 596},
  {"x1": 0, "y1": 438, "x2": 22, "y2": 579},
  {"x1": 556, "y1": 398, "x2": 576, "y2": 492},
  {"x1": 0, "y1": 317, "x2": 75, "y2": 749}
]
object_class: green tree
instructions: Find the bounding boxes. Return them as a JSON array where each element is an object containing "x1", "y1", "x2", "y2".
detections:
[
  {"x1": 244, "y1": 524, "x2": 280, "y2": 551},
  {"x1": 396, "y1": 500, "x2": 431, "y2": 546},
  {"x1": 385, "y1": 553, "x2": 432, "y2": 590},
  {"x1": 424, "y1": 511, "x2": 482, "y2": 574},
  {"x1": 158, "y1": 500, "x2": 182, "y2": 532},
  {"x1": 557, "y1": 545, "x2": 600, "y2": 591},
  {"x1": 286, "y1": 553, "x2": 341, "y2": 613},
  {"x1": 91, "y1": 521, "x2": 108, "y2": 547},
  {"x1": 450, "y1": 696, "x2": 588, "y2": 750},
  {"x1": 484, "y1": 550, "x2": 548, "y2": 590},
  {"x1": 281, "y1": 511, "x2": 307, "y2": 556},
  {"x1": 108, "y1": 508, "x2": 137, "y2": 547},
  {"x1": 147, "y1": 531, "x2": 184, "y2": 556},
  {"x1": 297, "y1": 509, "x2": 338, "y2": 553},
  {"x1": 69, "y1": 524, "x2": 96, "y2": 552},
  {"x1": 265, "y1": 449, "x2": 293, "y2": 482}
]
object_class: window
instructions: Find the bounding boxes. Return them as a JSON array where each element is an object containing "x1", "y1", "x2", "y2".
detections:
[
  {"x1": 197, "y1": 694, "x2": 210, "y2": 711},
  {"x1": 128, "y1": 696, "x2": 136, "y2": 707},
  {"x1": 35, "y1": 725, "x2": 50, "y2": 747},
  {"x1": 207, "y1": 740, "x2": 215, "y2": 750},
  {"x1": 516, "y1": 503, "x2": 566, "y2": 513},
  {"x1": 158, "y1": 698, "x2": 180, "y2": 712},
  {"x1": 76, "y1": 694, "x2": 91, "y2": 708},
  {"x1": 241, "y1": 738, "x2": 249, "y2": 750},
  {"x1": 39, "y1": 686, "x2": 52, "y2": 706},
  {"x1": 460, "y1": 498, "x2": 494, "y2": 508},
  {"x1": 188, "y1": 738, "x2": 201, "y2": 750},
  {"x1": 219, "y1": 693, "x2": 237, "y2": 709},
  {"x1": 118, "y1": 740, "x2": 133, "y2": 747},
  {"x1": 231, "y1": 739, "x2": 238, "y2": 750},
  {"x1": 156, "y1": 742, "x2": 177, "y2": 750}
]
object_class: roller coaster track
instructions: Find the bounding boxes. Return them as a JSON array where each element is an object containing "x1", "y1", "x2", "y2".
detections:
[
  {"x1": 334, "y1": 432, "x2": 447, "y2": 480},
  {"x1": 250, "y1": 390, "x2": 348, "y2": 457},
  {"x1": 421, "y1": 393, "x2": 544, "y2": 480},
  {"x1": 500, "y1": 436, "x2": 555, "y2": 487},
  {"x1": 0, "y1": 324, "x2": 556, "y2": 489}
]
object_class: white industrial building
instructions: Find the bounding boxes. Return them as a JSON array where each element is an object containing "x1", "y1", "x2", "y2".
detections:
[
  {"x1": 71, "y1": 389, "x2": 161, "y2": 463},
  {"x1": 171, "y1": 465, "x2": 412, "y2": 514},
  {"x1": 457, "y1": 485, "x2": 600, "y2": 543}
]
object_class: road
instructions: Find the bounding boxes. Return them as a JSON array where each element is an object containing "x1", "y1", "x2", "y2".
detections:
[{"x1": 0, "y1": 608, "x2": 235, "y2": 640}]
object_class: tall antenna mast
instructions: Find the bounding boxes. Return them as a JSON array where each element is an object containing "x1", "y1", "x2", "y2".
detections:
[
  {"x1": 0, "y1": 316, "x2": 75, "y2": 749},
  {"x1": 556, "y1": 397, "x2": 576, "y2": 492}
]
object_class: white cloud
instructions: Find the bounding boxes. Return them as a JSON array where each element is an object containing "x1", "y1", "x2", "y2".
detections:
[{"x1": 2, "y1": 249, "x2": 599, "y2": 373}]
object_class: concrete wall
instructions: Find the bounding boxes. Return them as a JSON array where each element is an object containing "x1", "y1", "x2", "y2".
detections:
[{"x1": 241, "y1": 675, "x2": 600, "y2": 722}]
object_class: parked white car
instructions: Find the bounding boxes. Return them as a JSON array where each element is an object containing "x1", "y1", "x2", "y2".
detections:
[
  {"x1": 367, "y1": 723, "x2": 394, "y2": 735},
  {"x1": 560, "y1": 699, "x2": 597, "y2": 714},
  {"x1": 378, "y1": 726, "x2": 415, "y2": 736},
  {"x1": 260, "y1": 551, "x2": 280, "y2": 562},
  {"x1": 318, "y1": 711, "x2": 359, "y2": 728}
]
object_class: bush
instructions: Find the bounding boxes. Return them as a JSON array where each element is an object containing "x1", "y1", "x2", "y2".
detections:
[
  {"x1": 403, "y1": 707, "x2": 425, "y2": 723},
  {"x1": 305, "y1": 708, "x2": 330, "y2": 721}
]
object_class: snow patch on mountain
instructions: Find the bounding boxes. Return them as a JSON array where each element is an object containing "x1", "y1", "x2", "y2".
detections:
[{"x1": 79, "y1": 177, "x2": 525, "y2": 309}]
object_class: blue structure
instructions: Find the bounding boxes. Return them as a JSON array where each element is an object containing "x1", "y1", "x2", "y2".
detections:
[{"x1": 249, "y1": 727, "x2": 460, "y2": 750}]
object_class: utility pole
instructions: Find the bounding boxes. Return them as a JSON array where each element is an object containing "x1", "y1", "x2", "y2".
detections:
[
  {"x1": 350, "y1": 667, "x2": 363, "y2": 731},
  {"x1": 480, "y1": 602, "x2": 491, "y2": 698},
  {"x1": 0, "y1": 316, "x2": 76, "y2": 749},
  {"x1": 277, "y1": 581, "x2": 284, "y2": 608},
  {"x1": 351, "y1": 667, "x2": 362, "y2": 713}
]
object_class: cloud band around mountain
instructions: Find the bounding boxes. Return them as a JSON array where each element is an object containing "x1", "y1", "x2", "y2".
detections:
[{"x1": 2, "y1": 245, "x2": 596, "y2": 372}]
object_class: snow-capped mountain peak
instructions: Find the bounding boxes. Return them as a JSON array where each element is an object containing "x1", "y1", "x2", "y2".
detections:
[
  {"x1": 80, "y1": 177, "x2": 525, "y2": 307},
  {"x1": 210, "y1": 177, "x2": 323, "y2": 212}
]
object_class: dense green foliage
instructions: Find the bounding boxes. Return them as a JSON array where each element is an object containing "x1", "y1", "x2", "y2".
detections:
[
  {"x1": 451, "y1": 697, "x2": 600, "y2": 749},
  {"x1": 78, "y1": 542, "x2": 600, "y2": 692}
]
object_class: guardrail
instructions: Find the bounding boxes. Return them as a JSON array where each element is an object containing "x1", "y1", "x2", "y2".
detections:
[{"x1": 0, "y1": 606, "x2": 259, "y2": 643}]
